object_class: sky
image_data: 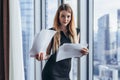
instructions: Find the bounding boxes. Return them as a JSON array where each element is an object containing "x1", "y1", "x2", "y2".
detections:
[{"x1": 94, "y1": 0, "x2": 120, "y2": 32}]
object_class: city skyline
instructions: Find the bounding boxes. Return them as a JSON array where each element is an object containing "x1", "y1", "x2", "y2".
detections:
[{"x1": 94, "y1": 9, "x2": 120, "y2": 80}]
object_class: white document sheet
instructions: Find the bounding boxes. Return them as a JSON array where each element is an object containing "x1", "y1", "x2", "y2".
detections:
[
  {"x1": 56, "y1": 43, "x2": 88, "y2": 62},
  {"x1": 30, "y1": 29, "x2": 56, "y2": 57}
]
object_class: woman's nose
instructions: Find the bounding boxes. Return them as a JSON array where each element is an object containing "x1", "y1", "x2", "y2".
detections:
[{"x1": 64, "y1": 17, "x2": 68, "y2": 21}]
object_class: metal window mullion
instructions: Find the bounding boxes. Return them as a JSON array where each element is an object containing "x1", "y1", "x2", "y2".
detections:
[
  {"x1": 40, "y1": 0, "x2": 47, "y2": 72},
  {"x1": 59, "y1": 0, "x2": 64, "y2": 4},
  {"x1": 34, "y1": 0, "x2": 42, "y2": 80},
  {"x1": 77, "y1": 0, "x2": 81, "y2": 80},
  {"x1": 41, "y1": 0, "x2": 46, "y2": 29},
  {"x1": 88, "y1": 0, "x2": 93, "y2": 80},
  {"x1": 87, "y1": 0, "x2": 89, "y2": 80},
  {"x1": 80, "y1": 0, "x2": 88, "y2": 80}
]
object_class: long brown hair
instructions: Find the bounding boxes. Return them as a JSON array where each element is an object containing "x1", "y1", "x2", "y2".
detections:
[{"x1": 52, "y1": 4, "x2": 78, "y2": 53}]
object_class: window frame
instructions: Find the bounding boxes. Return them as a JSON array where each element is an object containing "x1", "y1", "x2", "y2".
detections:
[
  {"x1": 34, "y1": 0, "x2": 43, "y2": 80},
  {"x1": 79, "y1": 0, "x2": 89, "y2": 80},
  {"x1": 88, "y1": 0, "x2": 93, "y2": 80}
]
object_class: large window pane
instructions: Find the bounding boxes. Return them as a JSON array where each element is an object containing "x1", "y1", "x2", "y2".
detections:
[
  {"x1": 46, "y1": 0, "x2": 58, "y2": 29},
  {"x1": 20, "y1": 0, "x2": 34, "y2": 80},
  {"x1": 93, "y1": 0, "x2": 120, "y2": 80}
]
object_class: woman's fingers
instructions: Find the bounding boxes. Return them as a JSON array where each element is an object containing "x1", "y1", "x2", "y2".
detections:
[
  {"x1": 80, "y1": 48, "x2": 89, "y2": 55},
  {"x1": 35, "y1": 54, "x2": 39, "y2": 60},
  {"x1": 36, "y1": 52, "x2": 44, "y2": 61},
  {"x1": 40, "y1": 53, "x2": 44, "y2": 60},
  {"x1": 36, "y1": 52, "x2": 50, "y2": 61}
]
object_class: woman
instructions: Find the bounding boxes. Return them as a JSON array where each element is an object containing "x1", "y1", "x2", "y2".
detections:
[{"x1": 36, "y1": 4, "x2": 88, "y2": 80}]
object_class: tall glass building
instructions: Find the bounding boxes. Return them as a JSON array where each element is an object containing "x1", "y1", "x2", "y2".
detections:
[
  {"x1": 97, "y1": 14, "x2": 109, "y2": 64},
  {"x1": 20, "y1": 0, "x2": 34, "y2": 80},
  {"x1": 94, "y1": 8, "x2": 120, "y2": 80},
  {"x1": 117, "y1": 9, "x2": 120, "y2": 65}
]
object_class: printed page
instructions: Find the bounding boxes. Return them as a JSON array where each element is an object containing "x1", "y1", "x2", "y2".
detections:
[
  {"x1": 30, "y1": 29, "x2": 56, "y2": 57},
  {"x1": 56, "y1": 43, "x2": 88, "y2": 62}
]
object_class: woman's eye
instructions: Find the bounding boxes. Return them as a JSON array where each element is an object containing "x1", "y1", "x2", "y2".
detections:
[
  {"x1": 67, "y1": 16, "x2": 70, "y2": 18},
  {"x1": 61, "y1": 15, "x2": 65, "y2": 18},
  {"x1": 61, "y1": 15, "x2": 71, "y2": 18}
]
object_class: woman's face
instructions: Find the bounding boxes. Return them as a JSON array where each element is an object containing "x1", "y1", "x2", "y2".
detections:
[{"x1": 59, "y1": 10, "x2": 71, "y2": 27}]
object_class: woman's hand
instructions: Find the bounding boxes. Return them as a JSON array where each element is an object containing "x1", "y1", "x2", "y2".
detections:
[
  {"x1": 35, "y1": 52, "x2": 48, "y2": 61},
  {"x1": 80, "y1": 48, "x2": 89, "y2": 55}
]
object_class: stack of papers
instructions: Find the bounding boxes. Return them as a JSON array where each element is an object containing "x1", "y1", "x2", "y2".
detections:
[
  {"x1": 29, "y1": 29, "x2": 56, "y2": 57},
  {"x1": 56, "y1": 43, "x2": 88, "y2": 62},
  {"x1": 29, "y1": 29, "x2": 88, "y2": 61}
]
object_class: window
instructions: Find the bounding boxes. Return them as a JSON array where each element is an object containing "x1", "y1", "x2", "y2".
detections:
[
  {"x1": 93, "y1": 0, "x2": 120, "y2": 80},
  {"x1": 20, "y1": 0, "x2": 34, "y2": 80},
  {"x1": 46, "y1": 0, "x2": 58, "y2": 29}
]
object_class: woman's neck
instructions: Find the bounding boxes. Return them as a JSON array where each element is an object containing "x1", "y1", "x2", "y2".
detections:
[
  {"x1": 60, "y1": 26, "x2": 69, "y2": 37},
  {"x1": 60, "y1": 26, "x2": 67, "y2": 33}
]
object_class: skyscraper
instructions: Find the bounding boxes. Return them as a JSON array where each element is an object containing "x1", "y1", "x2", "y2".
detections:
[
  {"x1": 117, "y1": 9, "x2": 120, "y2": 65},
  {"x1": 97, "y1": 14, "x2": 109, "y2": 64}
]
